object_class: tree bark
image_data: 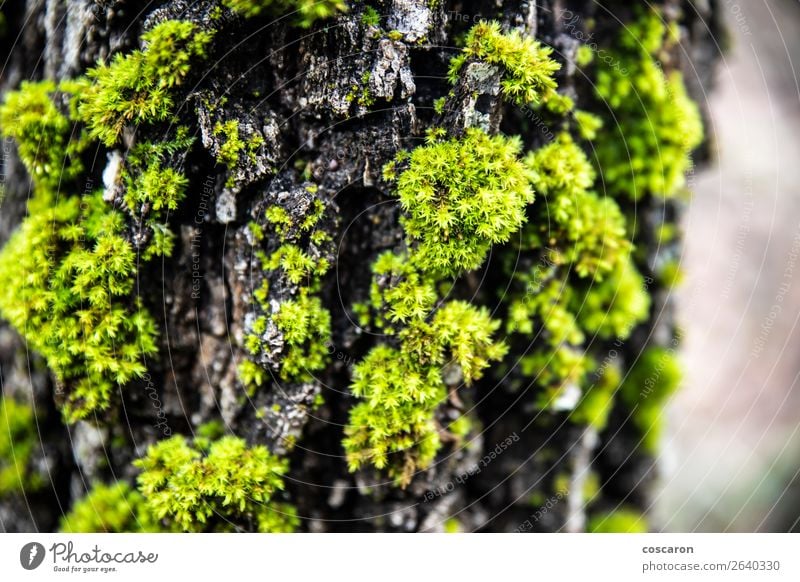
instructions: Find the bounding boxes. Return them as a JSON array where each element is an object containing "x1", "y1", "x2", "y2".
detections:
[{"x1": 0, "y1": 0, "x2": 722, "y2": 532}]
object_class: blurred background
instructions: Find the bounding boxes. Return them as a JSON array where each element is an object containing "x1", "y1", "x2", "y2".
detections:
[{"x1": 658, "y1": 0, "x2": 800, "y2": 532}]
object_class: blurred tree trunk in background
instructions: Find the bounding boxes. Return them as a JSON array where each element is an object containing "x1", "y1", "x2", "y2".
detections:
[{"x1": 0, "y1": 0, "x2": 722, "y2": 532}]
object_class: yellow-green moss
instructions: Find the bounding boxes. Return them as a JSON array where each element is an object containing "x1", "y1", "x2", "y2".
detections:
[
  {"x1": 0, "y1": 398, "x2": 42, "y2": 495},
  {"x1": 592, "y1": 7, "x2": 703, "y2": 200}
]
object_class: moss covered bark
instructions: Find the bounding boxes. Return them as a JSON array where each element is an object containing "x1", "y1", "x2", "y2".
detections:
[{"x1": 0, "y1": 0, "x2": 721, "y2": 532}]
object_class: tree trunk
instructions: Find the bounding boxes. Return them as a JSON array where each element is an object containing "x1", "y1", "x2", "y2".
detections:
[{"x1": 0, "y1": 0, "x2": 722, "y2": 533}]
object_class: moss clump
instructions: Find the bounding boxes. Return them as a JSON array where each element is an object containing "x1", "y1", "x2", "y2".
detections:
[
  {"x1": 592, "y1": 7, "x2": 703, "y2": 199},
  {"x1": 501, "y1": 128, "x2": 650, "y2": 410},
  {"x1": 60, "y1": 482, "x2": 155, "y2": 533},
  {"x1": 588, "y1": 507, "x2": 648, "y2": 533},
  {"x1": 620, "y1": 347, "x2": 682, "y2": 453},
  {"x1": 344, "y1": 345, "x2": 444, "y2": 480},
  {"x1": 134, "y1": 435, "x2": 298, "y2": 532},
  {"x1": 360, "y1": 5, "x2": 380, "y2": 27},
  {"x1": 344, "y1": 302, "x2": 503, "y2": 483},
  {"x1": 0, "y1": 398, "x2": 42, "y2": 495},
  {"x1": 448, "y1": 21, "x2": 560, "y2": 106},
  {"x1": 389, "y1": 128, "x2": 533, "y2": 276},
  {"x1": 78, "y1": 20, "x2": 213, "y2": 146},
  {"x1": 272, "y1": 294, "x2": 331, "y2": 381},
  {"x1": 0, "y1": 193, "x2": 158, "y2": 421},
  {"x1": 223, "y1": 0, "x2": 347, "y2": 27},
  {"x1": 347, "y1": 129, "x2": 515, "y2": 483},
  {"x1": 259, "y1": 244, "x2": 329, "y2": 286},
  {"x1": 523, "y1": 133, "x2": 631, "y2": 280},
  {"x1": 0, "y1": 81, "x2": 87, "y2": 188}
]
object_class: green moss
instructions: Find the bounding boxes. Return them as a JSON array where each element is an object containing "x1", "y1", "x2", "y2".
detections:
[
  {"x1": 60, "y1": 482, "x2": 155, "y2": 532},
  {"x1": 524, "y1": 133, "x2": 631, "y2": 280},
  {"x1": 575, "y1": 259, "x2": 651, "y2": 340},
  {"x1": 123, "y1": 131, "x2": 193, "y2": 214},
  {"x1": 575, "y1": 44, "x2": 594, "y2": 67},
  {"x1": 392, "y1": 128, "x2": 533, "y2": 276},
  {"x1": 65, "y1": 434, "x2": 298, "y2": 532},
  {"x1": 223, "y1": 0, "x2": 347, "y2": 27},
  {"x1": 592, "y1": 7, "x2": 703, "y2": 200},
  {"x1": 0, "y1": 81, "x2": 87, "y2": 188},
  {"x1": 242, "y1": 196, "x2": 333, "y2": 388},
  {"x1": 264, "y1": 206, "x2": 292, "y2": 237},
  {"x1": 0, "y1": 398, "x2": 42, "y2": 495},
  {"x1": 213, "y1": 119, "x2": 245, "y2": 169},
  {"x1": 0, "y1": 193, "x2": 158, "y2": 422},
  {"x1": 261, "y1": 244, "x2": 330, "y2": 286},
  {"x1": 361, "y1": 6, "x2": 380, "y2": 27},
  {"x1": 588, "y1": 507, "x2": 648, "y2": 533},
  {"x1": 343, "y1": 345, "x2": 444, "y2": 484},
  {"x1": 571, "y1": 362, "x2": 621, "y2": 431},
  {"x1": 448, "y1": 21, "x2": 560, "y2": 106},
  {"x1": 134, "y1": 434, "x2": 298, "y2": 532},
  {"x1": 620, "y1": 347, "x2": 682, "y2": 453},
  {"x1": 272, "y1": 294, "x2": 331, "y2": 381},
  {"x1": 78, "y1": 20, "x2": 213, "y2": 146},
  {"x1": 573, "y1": 109, "x2": 602, "y2": 140}
]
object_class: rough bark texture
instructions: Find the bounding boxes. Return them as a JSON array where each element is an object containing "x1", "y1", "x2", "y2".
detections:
[{"x1": 0, "y1": 0, "x2": 721, "y2": 532}]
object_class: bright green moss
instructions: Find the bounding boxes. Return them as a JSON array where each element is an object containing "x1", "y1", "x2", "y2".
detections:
[
  {"x1": 392, "y1": 128, "x2": 532, "y2": 276},
  {"x1": 242, "y1": 197, "x2": 333, "y2": 388},
  {"x1": 264, "y1": 206, "x2": 292, "y2": 237},
  {"x1": 403, "y1": 301, "x2": 508, "y2": 382},
  {"x1": 214, "y1": 119, "x2": 245, "y2": 169},
  {"x1": 620, "y1": 347, "x2": 682, "y2": 453},
  {"x1": 575, "y1": 44, "x2": 594, "y2": 67},
  {"x1": 0, "y1": 81, "x2": 87, "y2": 187},
  {"x1": 0, "y1": 193, "x2": 158, "y2": 422},
  {"x1": 575, "y1": 259, "x2": 651, "y2": 340},
  {"x1": 361, "y1": 6, "x2": 380, "y2": 27},
  {"x1": 368, "y1": 251, "x2": 437, "y2": 326},
  {"x1": 592, "y1": 7, "x2": 703, "y2": 200},
  {"x1": 588, "y1": 507, "x2": 648, "y2": 533},
  {"x1": 261, "y1": 244, "x2": 330, "y2": 287},
  {"x1": 571, "y1": 362, "x2": 622, "y2": 431},
  {"x1": 524, "y1": 133, "x2": 631, "y2": 280},
  {"x1": 0, "y1": 397, "x2": 42, "y2": 495},
  {"x1": 448, "y1": 21, "x2": 560, "y2": 106},
  {"x1": 60, "y1": 482, "x2": 155, "y2": 533},
  {"x1": 212, "y1": 119, "x2": 264, "y2": 181},
  {"x1": 134, "y1": 434, "x2": 298, "y2": 532},
  {"x1": 573, "y1": 109, "x2": 602, "y2": 141},
  {"x1": 272, "y1": 294, "x2": 331, "y2": 381},
  {"x1": 78, "y1": 20, "x2": 213, "y2": 146},
  {"x1": 345, "y1": 296, "x2": 505, "y2": 483},
  {"x1": 343, "y1": 345, "x2": 444, "y2": 484},
  {"x1": 123, "y1": 129, "x2": 194, "y2": 214},
  {"x1": 223, "y1": 0, "x2": 347, "y2": 27}
]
